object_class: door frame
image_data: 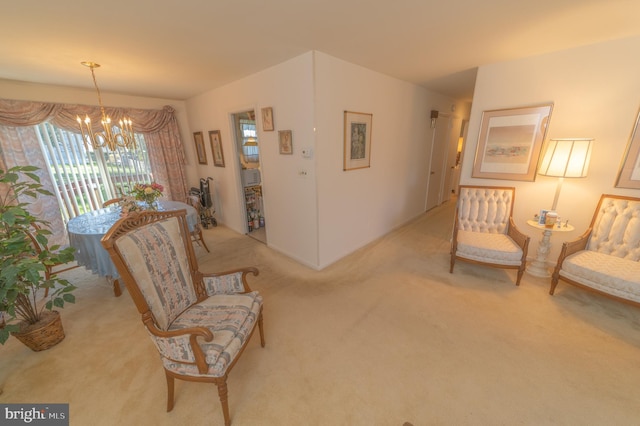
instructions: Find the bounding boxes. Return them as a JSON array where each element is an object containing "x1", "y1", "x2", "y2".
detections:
[{"x1": 425, "y1": 111, "x2": 452, "y2": 211}]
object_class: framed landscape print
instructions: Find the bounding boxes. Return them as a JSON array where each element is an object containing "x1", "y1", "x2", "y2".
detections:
[
  {"x1": 278, "y1": 130, "x2": 293, "y2": 155},
  {"x1": 344, "y1": 111, "x2": 372, "y2": 171},
  {"x1": 209, "y1": 130, "x2": 225, "y2": 167},
  {"x1": 616, "y1": 108, "x2": 640, "y2": 189},
  {"x1": 472, "y1": 104, "x2": 553, "y2": 181},
  {"x1": 193, "y1": 131, "x2": 207, "y2": 165}
]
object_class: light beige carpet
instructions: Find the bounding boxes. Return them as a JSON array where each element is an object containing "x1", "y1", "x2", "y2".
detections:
[{"x1": 2, "y1": 200, "x2": 640, "y2": 425}]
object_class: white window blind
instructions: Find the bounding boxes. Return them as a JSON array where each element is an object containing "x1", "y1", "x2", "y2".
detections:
[{"x1": 35, "y1": 122, "x2": 154, "y2": 223}]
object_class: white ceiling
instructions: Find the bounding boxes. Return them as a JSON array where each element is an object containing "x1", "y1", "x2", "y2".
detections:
[{"x1": 1, "y1": 0, "x2": 639, "y2": 102}]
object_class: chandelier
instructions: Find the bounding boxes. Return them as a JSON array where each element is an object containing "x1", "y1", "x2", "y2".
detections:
[{"x1": 76, "y1": 61, "x2": 136, "y2": 151}]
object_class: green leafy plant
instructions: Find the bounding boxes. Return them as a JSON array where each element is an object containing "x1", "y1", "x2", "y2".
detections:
[{"x1": 0, "y1": 166, "x2": 76, "y2": 344}]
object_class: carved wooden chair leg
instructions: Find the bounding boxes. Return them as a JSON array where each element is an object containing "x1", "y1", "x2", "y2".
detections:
[
  {"x1": 515, "y1": 267, "x2": 525, "y2": 286},
  {"x1": 198, "y1": 229, "x2": 210, "y2": 252},
  {"x1": 217, "y1": 377, "x2": 231, "y2": 426},
  {"x1": 113, "y1": 279, "x2": 122, "y2": 297},
  {"x1": 166, "y1": 371, "x2": 175, "y2": 412}
]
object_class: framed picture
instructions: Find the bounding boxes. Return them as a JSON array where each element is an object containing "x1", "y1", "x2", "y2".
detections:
[
  {"x1": 616, "y1": 108, "x2": 640, "y2": 189},
  {"x1": 194, "y1": 131, "x2": 207, "y2": 165},
  {"x1": 344, "y1": 111, "x2": 373, "y2": 171},
  {"x1": 472, "y1": 104, "x2": 553, "y2": 181},
  {"x1": 209, "y1": 130, "x2": 225, "y2": 167},
  {"x1": 538, "y1": 209, "x2": 551, "y2": 225},
  {"x1": 261, "y1": 107, "x2": 274, "y2": 131},
  {"x1": 278, "y1": 130, "x2": 293, "y2": 155}
]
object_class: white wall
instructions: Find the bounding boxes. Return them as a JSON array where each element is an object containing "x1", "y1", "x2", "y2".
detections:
[
  {"x1": 185, "y1": 51, "x2": 470, "y2": 270},
  {"x1": 185, "y1": 52, "x2": 319, "y2": 267},
  {"x1": 313, "y1": 52, "x2": 470, "y2": 268},
  {"x1": 461, "y1": 35, "x2": 640, "y2": 265}
]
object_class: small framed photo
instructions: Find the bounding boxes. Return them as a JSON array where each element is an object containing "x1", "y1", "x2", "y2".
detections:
[
  {"x1": 344, "y1": 111, "x2": 373, "y2": 171},
  {"x1": 472, "y1": 104, "x2": 553, "y2": 181},
  {"x1": 209, "y1": 130, "x2": 225, "y2": 167},
  {"x1": 279, "y1": 130, "x2": 293, "y2": 155},
  {"x1": 538, "y1": 209, "x2": 550, "y2": 226},
  {"x1": 194, "y1": 131, "x2": 207, "y2": 165},
  {"x1": 261, "y1": 107, "x2": 274, "y2": 131},
  {"x1": 616, "y1": 107, "x2": 640, "y2": 189}
]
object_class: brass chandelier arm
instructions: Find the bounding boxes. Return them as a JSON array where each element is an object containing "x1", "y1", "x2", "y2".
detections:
[{"x1": 76, "y1": 61, "x2": 136, "y2": 151}]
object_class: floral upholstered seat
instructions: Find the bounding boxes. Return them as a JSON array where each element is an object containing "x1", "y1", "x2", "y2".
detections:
[
  {"x1": 450, "y1": 185, "x2": 530, "y2": 285},
  {"x1": 101, "y1": 210, "x2": 265, "y2": 426},
  {"x1": 551, "y1": 194, "x2": 640, "y2": 305}
]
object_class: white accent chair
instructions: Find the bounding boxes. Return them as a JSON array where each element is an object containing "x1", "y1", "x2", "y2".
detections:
[
  {"x1": 450, "y1": 185, "x2": 530, "y2": 286},
  {"x1": 550, "y1": 194, "x2": 640, "y2": 305}
]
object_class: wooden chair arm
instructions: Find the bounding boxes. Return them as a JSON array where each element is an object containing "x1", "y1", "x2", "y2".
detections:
[
  {"x1": 551, "y1": 228, "x2": 592, "y2": 279},
  {"x1": 556, "y1": 228, "x2": 592, "y2": 264},
  {"x1": 507, "y1": 217, "x2": 530, "y2": 249},
  {"x1": 562, "y1": 228, "x2": 592, "y2": 258},
  {"x1": 142, "y1": 312, "x2": 213, "y2": 341},
  {"x1": 197, "y1": 267, "x2": 259, "y2": 295},
  {"x1": 142, "y1": 312, "x2": 213, "y2": 374}
]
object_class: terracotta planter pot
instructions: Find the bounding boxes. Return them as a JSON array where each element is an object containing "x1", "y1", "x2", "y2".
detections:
[{"x1": 11, "y1": 310, "x2": 65, "y2": 351}]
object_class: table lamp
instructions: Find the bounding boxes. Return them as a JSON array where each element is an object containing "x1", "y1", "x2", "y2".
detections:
[{"x1": 538, "y1": 138, "x2": 594, "y2": 210}]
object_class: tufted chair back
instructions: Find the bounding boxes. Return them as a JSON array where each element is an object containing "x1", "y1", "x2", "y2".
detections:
[
  {"x1": 456, "y1": 186, "x2": 515, "y2": 234},
  {"x1": 588, "y1": 196, "x2": 640, "y2": 262}
]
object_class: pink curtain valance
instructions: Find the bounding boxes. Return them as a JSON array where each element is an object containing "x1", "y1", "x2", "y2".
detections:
[
  {"x1": 0, "y1": 98, "x2": 178, "y2": 134},
  {"x1": 0, "y1": 98, "x2": 189, "y2": 242}
]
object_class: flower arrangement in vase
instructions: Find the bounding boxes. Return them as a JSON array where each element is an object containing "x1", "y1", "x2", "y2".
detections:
[
  {"x1": 130, "y1": 182, "x2": 163, "y2": 210},
  {"x1": 118, "y1": 196, "x2": 143, "y2": 216}
]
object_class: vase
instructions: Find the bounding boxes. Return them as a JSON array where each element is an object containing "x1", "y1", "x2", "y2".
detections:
[
  {"x1": 11, "y1": 310, "x2": 65, "y2": 351},
  {"x1": 145, "y1": 200, "x2": 158, "y2": 211}
]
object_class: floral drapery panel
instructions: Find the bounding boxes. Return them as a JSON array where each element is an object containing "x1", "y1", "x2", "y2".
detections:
[{"x1": 0, "y1": 98, "x2": 188, "y2": 246}]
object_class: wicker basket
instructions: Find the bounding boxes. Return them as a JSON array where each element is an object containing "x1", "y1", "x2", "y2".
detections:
[{"x1": 12, "y1": 310, "x2": 65, "y2": 351}]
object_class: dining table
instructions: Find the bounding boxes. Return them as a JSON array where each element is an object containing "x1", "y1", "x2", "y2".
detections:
[{"x1": 67, "y1": 200, "x2": 198, "y2": 296}]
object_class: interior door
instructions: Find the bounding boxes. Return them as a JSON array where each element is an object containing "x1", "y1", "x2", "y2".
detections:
[{"x1": 425, "y1": 113, "x2": 451, "y2": 211}]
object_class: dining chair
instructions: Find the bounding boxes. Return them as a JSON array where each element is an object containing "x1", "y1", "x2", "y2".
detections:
[
  {"x1": 450, "y1": 185, "x2": 530, "y2": 285},
  {"x1": 103, "y1": 197, "x2": 123, "y2": 208},
  {"x1": 185, "y1": 194, "x2": 210, "y2": 252},
  {"x1": 101, "y1": 209, "x2": 265, "y2": 426}
]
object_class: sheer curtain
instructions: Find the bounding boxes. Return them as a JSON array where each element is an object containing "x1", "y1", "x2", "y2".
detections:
[{"x1": 0, "y1": 98, "x2": 188, "y2": 247}]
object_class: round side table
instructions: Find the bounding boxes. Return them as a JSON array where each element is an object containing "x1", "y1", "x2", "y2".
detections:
[{"x1": 526, "y1": 219, "x2": 575, "y2": 278}]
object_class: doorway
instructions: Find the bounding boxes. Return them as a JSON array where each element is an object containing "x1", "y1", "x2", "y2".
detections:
[
  {"x1": 231, "y1": 110, "x2": 266, "y2": 243},
  {"x1": 425, "y1": 112, "x2": 452, "y2": 211}
]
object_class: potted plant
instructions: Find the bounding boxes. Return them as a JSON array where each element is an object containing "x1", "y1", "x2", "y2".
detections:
[{"x1": 0, "y1": 166, "x2": 76, "y2": 350}]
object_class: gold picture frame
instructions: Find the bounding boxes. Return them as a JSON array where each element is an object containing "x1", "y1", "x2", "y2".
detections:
[
  {"x1": 472, "y1": 104, "x2": 553, "y2": 181},
  {"x1": 343, "y1": 111, "x2": 372, "y2": 171},
  {"x1": 278, "y1": 130, "x2": 293, "y2": 155},
  {"x1": 261, "y1": 107, "x2": 274, "y2": 131},
  {"x1": 194, "y1": 131, "x2": 207, "y2": 165},
  {"x1": 616, "y1": 107, "x2": 640, "y2": 189},
  {"x1": 209, "y1": 130, "x2": 225, "y2": 167}
]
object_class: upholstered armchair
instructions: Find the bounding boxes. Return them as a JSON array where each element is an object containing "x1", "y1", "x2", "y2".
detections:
[
  {"x1": 450, "y1": 185, "x2": 530, "y2": 285},
  {"x1": 101, "y1": 210, "x2": 265, "y2": 426},
  {"x1": 550, "y1": 194, "x2": 640, "y2": 305}
]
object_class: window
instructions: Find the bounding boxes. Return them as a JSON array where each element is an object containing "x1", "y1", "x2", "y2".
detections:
[
  {"x1": 240, "y1": 120, "x2": 259, "y2": 163},
  {"x1": 35, "y1": 122, "x2": 154, "y2": 223}
]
